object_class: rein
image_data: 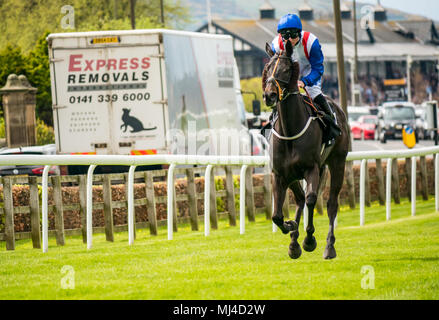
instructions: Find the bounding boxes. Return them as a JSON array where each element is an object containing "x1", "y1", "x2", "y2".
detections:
[{"x1": 269, "y1": 54, "x2": 320, "y2": 141}]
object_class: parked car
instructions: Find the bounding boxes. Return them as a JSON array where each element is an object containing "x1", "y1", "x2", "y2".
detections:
[
  {"x1": 351, "y1": 115, "x2": 378, "y2": 140},
  {"x1": 376, "y1": 102, "x2": 418, "y2": 143},
  {"x1": 415, "y1": 105, "x2": 434, "y2": 140},
  {"x1": 0, "y1": 144, "x2": 59, "y2": 177},
  {"x1": 347, "y1": 106, "x2": 371, "y2": 124}
]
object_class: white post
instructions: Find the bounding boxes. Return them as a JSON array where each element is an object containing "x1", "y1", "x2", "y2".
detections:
[
  {"x1": 86, "y1": 164, "x2": 96, "y2": 250},
  {"x1": 128, "y1": 165, "x2": 136, "y2": 245},
  {"x1": 204, "y1": 165, "x2": 213, "y2": 236},
  {"x1": 240, "y1": 165, "x2": 248, "y2": 234},
  {"x1": 386, "y1": 158, "x2": 392, "y2": 221},
  {"x1": 411, "y1": 156, "x2": 416, "y2": 216},
  {"x1": 360, "y1": 159, "x2": 366, "y2": 226},
  {"x1": 167, "y1": 163, "x2": 176, "y2": 240},
  {"x1": 41, "y1": 165, "x2": 50, "y2": 253},
  {"x1": 436, "y1": 153, "x2": 439, "y2": 212},
  {"x1": 272, "y1": 194, "x2": 277, "y2": 232},
  {"x1": 302, "y1": 180, "x2": 308, "y2": 231}
]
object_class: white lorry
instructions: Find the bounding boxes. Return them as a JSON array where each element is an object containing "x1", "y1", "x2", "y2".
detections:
[{"x1": 47, "y1": 29, "x2": 256, "y2": 173}]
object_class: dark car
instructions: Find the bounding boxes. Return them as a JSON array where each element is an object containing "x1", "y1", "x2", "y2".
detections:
[
  {"x1": 377, "y1": 102, "x2": 418, "y2": 143},
  {"x1": 0, "y1": 144, "x2": 59, "y2": 176}
]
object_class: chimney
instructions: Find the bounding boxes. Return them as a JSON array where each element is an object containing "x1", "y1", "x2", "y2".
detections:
[
  {"x1": 259, "y1": 0, "x2": 275, "y2": 19},
  {"x1": 341, "y1": 2, "x2": 351, "y2": 20},
  {"x1": 374, "y1": 3, "x2": 387, "y2": 21},
  {"x1": 298, "y1": 1, "x2": 313, "y2": 21}
]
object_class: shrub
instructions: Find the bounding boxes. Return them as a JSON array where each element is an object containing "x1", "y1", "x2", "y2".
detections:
[{"x1": 36, "y1": 119, "x2": 55, "y2": 145}]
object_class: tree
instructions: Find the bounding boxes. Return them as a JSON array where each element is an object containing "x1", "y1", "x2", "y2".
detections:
[
  {"x1": 0, "y1": 0, "x2": 191, "y2": 52},
  {"x1": 26, "y1": 32, "x2": 53, "y2": 125},
  {"x1": 0, "y1": 44, "x2": 27, "y2": 116}
]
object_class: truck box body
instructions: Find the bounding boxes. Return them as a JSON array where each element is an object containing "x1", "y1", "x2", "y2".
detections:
[{"x1": 47, "y1": 29, "x2": 249, "y2": 157}]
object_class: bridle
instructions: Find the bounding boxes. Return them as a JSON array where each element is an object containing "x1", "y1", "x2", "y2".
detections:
[
  {"x1": 266, "y1": 53, "x2": 321, "y2": 141},
  {"x1": 265, "y1": 53, "x2": 298, "y2": 102}
]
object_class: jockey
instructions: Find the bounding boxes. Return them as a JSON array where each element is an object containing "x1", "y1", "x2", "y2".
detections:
[{"x1": 271, "y1": 13, "x2": 341, "y2": 140}]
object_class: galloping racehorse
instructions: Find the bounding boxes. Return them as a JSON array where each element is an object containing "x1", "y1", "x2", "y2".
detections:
[{"x1": 262, "y1": 40, "x2": 350, "y2": 259}]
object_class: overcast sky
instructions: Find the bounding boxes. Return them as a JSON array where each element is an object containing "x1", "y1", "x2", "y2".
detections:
[{"x1": 361, "y1": 0, "x2": 439, "y2": 21}]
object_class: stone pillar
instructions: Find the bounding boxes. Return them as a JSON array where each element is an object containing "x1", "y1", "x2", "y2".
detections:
[{"x1": 0, "y1": 74, "x2": 37, "y2": 148}]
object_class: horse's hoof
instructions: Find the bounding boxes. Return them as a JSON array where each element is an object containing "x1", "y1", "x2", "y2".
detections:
[
  {"x1": 302, "y1": 236, "x2": 317, "y2": 252},
  {"x1": 288, "y1": 242, "x2": 302, "y2": 259},
  {"x1": 323, "y1": 245, "x2": 337, "y2": 259}
]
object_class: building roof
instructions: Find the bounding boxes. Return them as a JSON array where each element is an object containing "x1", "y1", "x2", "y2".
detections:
[
  {"x1": 197, "y1": 13, "x2": 439, "y2": 62},
  {"x1": 388, "y1": 19, "x2": 439, "y2": 44},
  {"x1": 322, "y1": 42, "x2": 439, "y2": 62}
]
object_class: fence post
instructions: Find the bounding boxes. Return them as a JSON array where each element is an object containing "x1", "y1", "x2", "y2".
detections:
[
  {"x1": 52, "y1": 175, "x2": 65, "y2": 246},
  {"x1": 375, "y1": 159, "x2": 385, "y2": 205},
  {"x1": 41, "y1": 165, "x2": 50, "y2": 253},
  {"x1": 225, "y1": 166, "x2": 237, "y2": 226},
  {"x1": 245, "y1": 166, "x2": 255, "y2": 222},
  {"x1": 263, "y1": 166, "x2": 272, "y2": 220},
  {"x1": 102, "y1": 174, "x2": 115, "y2": 242},
  {"x1": 411, "y1": 156, "x2": 417, "y2": 216},
  {"x1": 209, "y1": 166, "x2": 218, "y2": 229},
  {"x1": 86, "y1": 165, "x2": 96, "y2": 250},
  {"x1": 145, "y1": 171, "x2": 158, "y2": 235},
  {"x1": 420, "y1": 156, "x2": 428, "y2": 200},
  {"x1": 239, "y1": 165, "x2": 247, "y2": 234},
  {"x1": 360, "y1": 159, "x2": 366, "y2": 226},
  {"x1": 3, "y1": 177, "x2": 15, "y2": 250},
  {"x1": 365, "y1": 160, "x2": 371, "y2": 207},
  {"x1": 78, "y1": 175, "x2": 87, "y2": 244},
  {"x1": 386, "y1": 158, "x2": 392, "y2": 221},
  {"x1": 127, "y1": 166, "x2": 136, "y2": 244},
  {"x1": 167, "y1": 163, "x2": 176, "y2": 240},
  {"x1": 391, "y1": 158, "x2": 401, "y2": 204},
  {"x1": 28, "y1": 176, "x2": 41, "y2": 249},
  {"x1": 405, "y1": 157, "x2": 412, "y2": 201},
  {"x1": 346, "y1": 161, "x2": 356, "y2": 209},
  {"x1": 204, "y1": 165, "x2": 213, "y2": 236}
]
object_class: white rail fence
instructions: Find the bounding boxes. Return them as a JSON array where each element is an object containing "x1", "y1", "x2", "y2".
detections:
[{"x1": 1, "y1": 146, "x2": 439, "y2": 253}]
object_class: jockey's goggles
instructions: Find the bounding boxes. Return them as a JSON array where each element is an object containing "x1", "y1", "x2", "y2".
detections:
[{"x1": 280, "y1": 29, "x2": 301, "y2": 41}]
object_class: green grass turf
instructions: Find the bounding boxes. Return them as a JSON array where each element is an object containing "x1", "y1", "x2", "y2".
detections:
[{"x1": 1, "y1": 197, "x2": 439, "y2": 300}]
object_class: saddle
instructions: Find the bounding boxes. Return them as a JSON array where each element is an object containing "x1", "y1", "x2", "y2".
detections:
[{"x1": 261, "y1": 94, "x2": 335, "y2": 146}]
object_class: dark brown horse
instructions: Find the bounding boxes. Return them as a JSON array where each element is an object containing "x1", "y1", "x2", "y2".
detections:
[{"x1": 262, "y1": 40, "x2": 350, "y2": 259}]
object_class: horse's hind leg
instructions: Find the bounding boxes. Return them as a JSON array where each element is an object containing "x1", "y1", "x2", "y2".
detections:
[
  {"x1": 272, "y1": 174, "x2": 298, "y2": 234},
  {"x1": 288, "y1": 180, "x2": 305, "y2": 259},
  {"x1": 302, "y1": 165, "x2": 320, "y2": 252},
  {"x1": 324, "y1": 159, "x2": 345, "y2": 259}
]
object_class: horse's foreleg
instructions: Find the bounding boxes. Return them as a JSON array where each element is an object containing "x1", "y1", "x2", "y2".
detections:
[
  {"x1": 288, "y1": 181, "x2": 305, "y2": 259},
  {"x1": 272, "y1": 175, "x2": 298, "y2": 234},
  {"x1": 324, "y1": 160, "x2": 345, "y2": 259},
  {"x1": 302, "y1": 165, "x2": 320, "y2": 252}
]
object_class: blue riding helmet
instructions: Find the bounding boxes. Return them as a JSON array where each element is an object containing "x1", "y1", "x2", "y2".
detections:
[{"x1": 277, "y1": 13, "x2": 302, "y2": 33}]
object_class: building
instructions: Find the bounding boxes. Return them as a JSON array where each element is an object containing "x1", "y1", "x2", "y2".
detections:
[{"x1": 197, "y1": 1, "x2": 439, "y2": 104}]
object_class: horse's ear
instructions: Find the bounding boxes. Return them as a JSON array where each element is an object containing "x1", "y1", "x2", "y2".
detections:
[
  {"x1": 285, "y1": 40, "x2": 293, "y2": 58},
  {"x1": 265, "y1": 42, "x2": 274, "y2": 58}
]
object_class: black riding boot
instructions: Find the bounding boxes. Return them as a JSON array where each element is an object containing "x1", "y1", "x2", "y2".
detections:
[{"x1": 313, "y1": 94, "x2": 342, "y2": 140}]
